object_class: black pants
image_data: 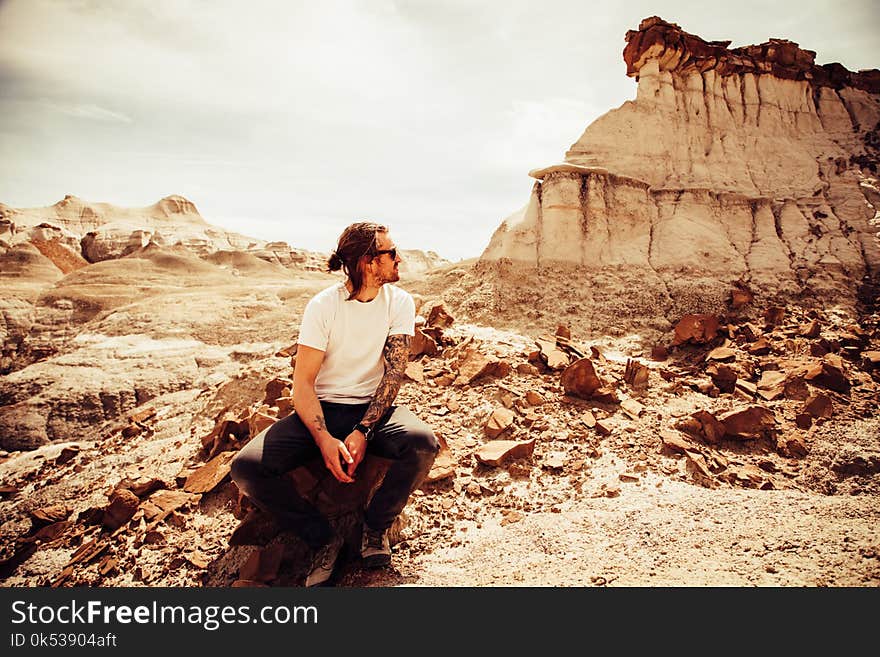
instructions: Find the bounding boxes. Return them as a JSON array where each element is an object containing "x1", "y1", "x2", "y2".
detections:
[{"x1": 230, "y1": 401, "x2": 439, "y2": 549}]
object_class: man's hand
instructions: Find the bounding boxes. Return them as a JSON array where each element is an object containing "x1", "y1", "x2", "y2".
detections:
[
  {"x1": 343, "y1": 430, "x2": 367, "y2": 477},
  {"x1": 316, "y1": 435, "x2": 354, "y2": 483}
]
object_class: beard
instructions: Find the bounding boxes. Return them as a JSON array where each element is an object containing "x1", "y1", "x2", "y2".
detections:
[{"x1": 380, "y1": 267, "x2": 400, "y2": 284}]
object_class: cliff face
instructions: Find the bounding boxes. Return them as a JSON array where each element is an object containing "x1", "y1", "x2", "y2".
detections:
[{"x1": 480, "y1": 17, "x2": 879, "y2": 325}]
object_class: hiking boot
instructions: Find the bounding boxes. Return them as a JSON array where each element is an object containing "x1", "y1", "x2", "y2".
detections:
[
  {"x1": 304, "y1": 534, "x2": 343, "y2": 587},
  {"x1": 360, "y1": 524, "x2": 391, "y2": 568}
]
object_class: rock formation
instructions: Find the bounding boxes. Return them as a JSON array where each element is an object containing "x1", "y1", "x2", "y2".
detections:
[{"x1": 477, "y1": 17, "x2": 879, "y2": 334}]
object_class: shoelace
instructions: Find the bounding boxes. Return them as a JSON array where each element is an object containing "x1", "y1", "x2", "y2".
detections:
[{"x1": 318, "y1": 541, "x2": 339, "y2": 568}]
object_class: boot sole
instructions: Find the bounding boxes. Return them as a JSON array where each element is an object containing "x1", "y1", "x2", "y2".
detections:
[{"x1": 361, "y1": 553, "x2": 391, "y2": 569}]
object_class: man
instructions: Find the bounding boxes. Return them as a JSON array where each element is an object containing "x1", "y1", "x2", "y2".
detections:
[{"x1": 231, "y1": 221, "x2": 439, "y2": 587}]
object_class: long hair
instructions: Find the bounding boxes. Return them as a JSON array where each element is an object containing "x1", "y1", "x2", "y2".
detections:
[{"x1": 327, "y1": 221, "x2": 387, "y2": 300}]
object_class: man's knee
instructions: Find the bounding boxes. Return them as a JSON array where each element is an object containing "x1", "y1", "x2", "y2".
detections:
[
  {"x1": 409, "y1": 425, "x2": 440, "y2": 460},
  {"x1": 230, "y1": 450, "x2": 260, "y2": 492}
]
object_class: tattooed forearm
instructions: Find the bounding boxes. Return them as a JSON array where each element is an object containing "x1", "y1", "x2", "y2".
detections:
[
  {"x1": 313, "y1": 414, "x2": 327, "y2": 432},
  {"x1": 361, "y1": 334, "x2": 410, "y2": 427}
]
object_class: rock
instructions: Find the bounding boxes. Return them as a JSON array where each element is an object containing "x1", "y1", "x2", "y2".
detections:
[
  {"x1": 184, "y1": 451, "x2": 237, "y2": 494},
  {"x1": 798, "y1": 320, "x2": 821, "y2": 338},
  {"x1": 595, "y1": 420, "x2": 613, "y2": 436},
  {"x1": 689, "y1": 410, "x2": 726, "y2": 444},
  {"x1": 795, "y1": 413, "x2": 813, "y2": 429},
  {"x1": 672, "y1": 315, "x2": 720, "y2": 346},
  {"x1": 474, "y1": 438, "x2": 536, "y2": 466},
  {"x1": 748, "y1": 339, "x2": 771, "y2": 356},
  {"x1": 581, "y1": 410, "x2": 596, "y2": 428},
  {"x1": 805, "y1": 356, "x2": 850, "y2": 393},
  {"x1": 777, "y1": 432, "x2": 808, "y2": 458},
  {"x1": 484, "y1": 407, "x2": 515, "y2": 439},
  {"x1": 140, "y1": 490, "x2": 194, "y2": 520},
  {"x1": 621, "y1": 398, "x2": 644, "y2": 420},
  {"x1": 525, "y1": 390, "x2": 546, "y2": 406},
  {"x1": 650, "y1": 345, "x2": 669, "y2": 361},
  {"x1": 535, "y1": 337, "x2": 569, "y2": 370},
  {"x1": 425, "y1": 302, "x2": 454, "y2": 328},
  {"x1": 561, "y1": 358, "x2": 605, "y2": 399},
  {"x1": 707, "y1": 346, "x2": 736, "y2": 361},
  {"x1": 763, "y1": 307, "x2": 786, "y2": 328},
  {"x1": 30, "y1": 504, "x2": 72, "y2": 528},
  {"x1": 660, "y1": 429, "x2": 695, "y2": 453},
  {"x1": 404, "y1": 361, "x2": 425, "y2": 383},
  {"x1": 707, "y1": 363, "x2": 737, "y2": 393},
  {"x1": 454, "y1": 349, "x2": 510, "y2": 385},
  {"x1": 718, "y1": 406, "x2": 777, "y2": 439},
  {"x1": 802, "y1": 393, "x2": 833, "y2": 419},
  {"x1": 730, "y1": 286, "x2": 754, "y2": 309},
  {"x1": 624, "y1": 358, "x2": 649, "y2": 390},
  {"x1": 411, "y1": 328, "x2": 440, "y2": 358},
  {"x1": 757, "y1": 370, "x2": 787, "y2": 401},
  {"x1": 101, "y1": 489, "x2": 140, "y2": 531},
  {"x1": 248, "y1": 406, "x2": 277, "y2": 439},
  {"x1": 424, "y1": 436, "x2": 455, "y2": 484}
]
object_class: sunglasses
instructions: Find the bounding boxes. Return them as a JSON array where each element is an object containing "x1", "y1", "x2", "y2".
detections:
[{"x1": 371, "y1": 248, "x2": 397, "y2": 260}]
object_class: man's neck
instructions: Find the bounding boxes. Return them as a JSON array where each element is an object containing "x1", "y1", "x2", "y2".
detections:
[{"x1": 345, "y1": 279, "x2": 381, "y2": 302}]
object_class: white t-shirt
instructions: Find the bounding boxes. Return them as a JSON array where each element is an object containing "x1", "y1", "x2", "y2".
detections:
[{"x1": 297, "y1": 282, "x2": 415, "y2": 403}]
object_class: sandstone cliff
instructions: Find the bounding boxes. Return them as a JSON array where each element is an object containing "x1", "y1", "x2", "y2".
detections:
[{"x1": 477, "y1": 17, "x2": 879, "y2": 335}]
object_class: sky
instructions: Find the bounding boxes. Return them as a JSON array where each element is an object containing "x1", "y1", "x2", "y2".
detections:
[{"x1": 1, "y1": 1, "x2": 878, "y2": 262}]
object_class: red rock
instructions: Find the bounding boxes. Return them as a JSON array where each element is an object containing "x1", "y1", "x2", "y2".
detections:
[
  {"x1": 624, "y1": 358, "x2": 649, "y2": 390},
  {"x1": 248, "y1": 406, "x2": 277, "y2": 440},
  {"x1": 525, "y1": 390, "x2": 546, "y2": 406},
  {"x1": 672, "y1": 314, "x2": 720, "y2": 346},
  {"x1": 691, "y1": 410, "x2": 725, "y2": 444},
  {"x1": 474, "y1": 439, "x2": 536, "y2": 466},
  {"x1": 595, "y1": 420, "x2": 613, "y2": 436},
  {"x1": 536, "y1": 337, "x2": 570, "y2": 370},
  {"x1": 484, "y1": 407, "x2": 515, "y2": 439},
  {"x1": 101, "y1": 489, "x2": 140, "y2": 531},
  {"x1": 777, "y1": 432, "x2": 808, "y2": 458},
  {"x1": 802, "y1": 393, "x2": 833, "y2": 419},
  {"x1": 763, "y1": 307, "x2": 785, "y2": 328},
  {"x1": 748, "y1": 338, "x2": 771, "y2": 355},
  {"x1": 184, "y1": 451, "x2": 237, "y2": 494},
  {"x1": 561, "y1": 358, "x2": 604, "y2": 399},
  {"x1": 621, "y1": 398, "x2": 644, "y2": 420},
  {"x1": 263, "y1": 378, "x2": 292, "y2": 407},
  {"x1": 30, "y1": 504, "x2": 72, "y2": 527},
  {"x1": 650, "y1": 345, "x2": 669, "y2": 361},
  {"x1": 707, "y1": 346, "x2": 736, "y2": 361},
  {"x1": 707, "y1": 363, "x2": 737, "y2": 393},
  {"x1": 660, "y1": 429, "x2": 695, "y2": 453},
  {"x1": 730, "y1": 286, "x2": 754, "y2": 309},
  {"x1": 805, "y1": 357, "x2": 850, "y2": 393},
  {"x1": 55, "y1": 446, "x2": 79, "y2": 465},
  {"x1": 425, "y1": 438, "x2": 455, "y2": 483},
  {"x1": 404, "y1": 361, "x2": 425, "y2": 383},
  {"x1": 798, "y1": 320, "x2": 821, "y2": 338},
  {"x1": 795, "y1": 413, "x2": 813, "y2": 429},
  {"x1": 757, "y1": 370, "x2": 787, "y2": 401},
  {"x1": 426, "y1": 302, "x2": 454, "y2": 328},
  {"x1": 719, "y1": 406, "x2": 777, "y2": 439},
  {"x1": 411, "y1": 328, "x2": 440, "y2": 358}
]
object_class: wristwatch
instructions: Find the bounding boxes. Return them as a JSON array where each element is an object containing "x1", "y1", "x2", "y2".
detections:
[{"x1": 354, "y1": 422, "x2": 373, "y2": 441}]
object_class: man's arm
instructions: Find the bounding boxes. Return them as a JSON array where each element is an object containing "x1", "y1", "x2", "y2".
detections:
[
  {"x1": 360, "y1": 333, "x2": 411, "y2": 430},
  {"x1": 292, "y1": 344, "x2": 354, "y2": 483}
]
